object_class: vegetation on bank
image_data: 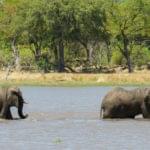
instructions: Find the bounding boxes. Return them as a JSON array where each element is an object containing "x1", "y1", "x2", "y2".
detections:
[
  {"x1": 1, "y1": 71, "x2": 150, "y2": 86},
  {"x1": 0, "y1": 0, "x2": 150, "y2": 74}
]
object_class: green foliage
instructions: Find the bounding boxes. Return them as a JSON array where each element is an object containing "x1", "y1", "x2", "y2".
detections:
[
  {"x1": 131, "y1": 45, "x2": 150, "y2": 67},
  {"x1": 111, "y1": 50, "x2": 124, "y2": 65},
  {"x1": 19, "y1": 47, "x2": 35, "y2": 67},
  {"x1": 0, "y1": 49, "x2": 12, "y2": 68},
  {"x1": 0, "y1": 0, "x2": 149, "y2": 72}
]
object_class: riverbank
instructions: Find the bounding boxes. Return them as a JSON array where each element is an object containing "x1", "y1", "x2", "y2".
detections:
[{"x1": 0, "y1": 71, "x2": 150, "y2": 86}]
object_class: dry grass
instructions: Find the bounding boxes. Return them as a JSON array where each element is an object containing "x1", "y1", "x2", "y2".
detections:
[{"x1": 0, "y1": 70, "x2": 150, "y2": 86}]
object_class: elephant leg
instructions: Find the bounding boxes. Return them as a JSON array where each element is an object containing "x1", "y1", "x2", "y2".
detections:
[
  {"x1": 0, "y1": 104, "x2": 8, "y2": 119},
  {"x1": 142, "y1": 110, "x2": 150, "y2": 118},
  {"x1": 128, "y1": 115, "x2": 135, "y2": 119},
  {"x1": 142, "y1": 111, "x2": 150, "y2": 118},
  {"x1": 6, "y1": 109, "x2": 13, "y2": 120},
  {"x1": 142, "y1": 103, "x2": 150, "y2": 118}
]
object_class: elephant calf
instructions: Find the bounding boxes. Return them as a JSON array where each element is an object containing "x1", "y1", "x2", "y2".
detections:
[
  {"x1": 0, "y1": 86, "x2": 28, "y2": 120},
  {"x1": 100, "y1": 87, "x2": 150, "y2": 119}
]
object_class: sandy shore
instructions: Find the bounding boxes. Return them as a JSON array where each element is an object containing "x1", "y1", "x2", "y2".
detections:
[{"x1": 0, "y1": 71, "x2": 150, "y2": 86}]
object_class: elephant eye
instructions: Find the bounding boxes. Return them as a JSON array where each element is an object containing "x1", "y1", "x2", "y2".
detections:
[{"x1": 12, "y1": 91, "x2": 18, "y2": 95}]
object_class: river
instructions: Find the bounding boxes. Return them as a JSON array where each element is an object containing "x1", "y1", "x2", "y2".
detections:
[{"x1": 0, "y1": 86, "x2": 150, "y2": 150}]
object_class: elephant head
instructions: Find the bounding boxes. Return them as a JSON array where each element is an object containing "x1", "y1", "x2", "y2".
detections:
[{"x1": 7, "y1": 87, "x2": 28, "y2": 119}]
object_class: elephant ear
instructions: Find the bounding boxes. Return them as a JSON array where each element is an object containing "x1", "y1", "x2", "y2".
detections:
[
  {"x1": 9, "y1": 87, "x2": 21, "y2": 95},
  {"x1": 9, "y1": 87, "x2": 28, "y2": 103},
  {"x1": 7, "y1": 87, "x2": 22, "y2": 100},
  {"x1": 8, "y1": 87, "x2": 28, "y2": 104}
]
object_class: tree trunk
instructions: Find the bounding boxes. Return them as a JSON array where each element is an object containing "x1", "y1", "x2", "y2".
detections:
[
  {"x1": 105, "y1": 42, "x2": 111, "y2": 64},
  {"x1": 83, "y1": 43, "x2": 94, "y2": 65},
  {"x1": 86, "y1": 44, "x2": 93, "y2": 65},
  {"x1": 53, "y1": 44, "x2": 59, "y2": 71},
  {"x1": 11, "y1": 38, "x2": 21, "y2": 71},
  {"x1": 122, "y1": 31, "x2": 133, "y2": 73},
  {"x1": 58, "y1": 40, "x2": 65, "y2": 72},
  {"x1": 35, "y1": 48, "x2": 41, "y2": 62},
  {"x1": 31, "y1": 42, "x2": 42, "y2": 63},
  {"x1": 125, "y1": 53, "x2": 132, "y2": 73}
]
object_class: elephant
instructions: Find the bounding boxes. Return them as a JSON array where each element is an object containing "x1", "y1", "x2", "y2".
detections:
[
  {"x1": 0, "y1": 86, "x2": 28, "y2": 120},
  {"x1": 100, "y1": 87, "x2": 150, "y2": 119}
]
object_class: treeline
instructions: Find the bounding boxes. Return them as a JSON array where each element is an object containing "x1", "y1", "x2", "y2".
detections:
[{"x1": 0, "y1": 0, "x2": 150, "y2": 73}]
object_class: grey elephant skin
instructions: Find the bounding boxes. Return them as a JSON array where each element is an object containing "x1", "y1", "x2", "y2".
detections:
[
  {"x1": 100, "y1": 87, "x2": 150, "y2": 119},
  {"x1": 0, "y1": 86, "x2": 28, "y2": 120}
]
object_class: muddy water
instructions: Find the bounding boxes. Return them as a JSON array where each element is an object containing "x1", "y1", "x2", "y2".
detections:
[{"x1": 0, "y1": 86, "x2": 150, "y2": 150}]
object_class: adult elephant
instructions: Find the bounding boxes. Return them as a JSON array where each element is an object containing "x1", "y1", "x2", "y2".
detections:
[
  {"x1": 100, "y1": 87, "x2": 150, "y2": 119},
  {"x1": 0, "y1": 86, "x2": 28, "y2": 120}
]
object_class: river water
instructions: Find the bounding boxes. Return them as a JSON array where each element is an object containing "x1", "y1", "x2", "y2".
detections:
[{"x1": 0, "y1": 86, "x2": 150, "y2": 150}]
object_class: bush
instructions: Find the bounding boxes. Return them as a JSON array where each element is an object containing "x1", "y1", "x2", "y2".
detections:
[
  {"x1": 0, "y1": 49, "x2": 12, "y2": 68},
  {"x1": 111, "y1": 50, "x2": 124, "y2": 65},
  {"x1": 131, "y1": 45, "x2": 150, "y2": 67},
  {"x1": 19, "y1": 47, "x2": 38, "y2": 71}
]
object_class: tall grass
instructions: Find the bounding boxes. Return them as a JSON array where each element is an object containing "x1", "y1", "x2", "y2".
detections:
[{"x1": 0, "y1": 71, "x2": 150, "y2": 86}]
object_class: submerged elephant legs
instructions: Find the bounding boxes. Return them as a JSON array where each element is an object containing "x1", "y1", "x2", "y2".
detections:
[
  {"x1": 101, "y1": 105, "x2": 139, "y2": 119},
  {"x1": 100, "y1": 87, "x2": 150, "y2": 119},
  {"x1": 0, "y1": 104, "x2": 13, "y2": 120}
]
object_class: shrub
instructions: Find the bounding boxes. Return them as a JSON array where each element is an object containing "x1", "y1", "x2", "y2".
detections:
[
  {"x1": 131, "y1": 45, "x2": 150, "y2": 67},
  {"x1": 111, "y1": 50, "x2": 124, "y2": 65}
]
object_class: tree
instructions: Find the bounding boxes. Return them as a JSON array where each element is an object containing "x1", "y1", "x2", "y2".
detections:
[
  {"x1": 70, "y1": 0, "x2": 109, "y2": 65},
  {"x1": 16, "y1": 0, "x2": 48, "y2": 62},
  {"x1": 0, "y1": 0, "x2": 23, "y2": 71},
  {"x1": 46, "y1": 0, "x2": 78, "y2": 72},
  {"x1": 106, "y1": 0, "x2": 147, "y2": 72}
]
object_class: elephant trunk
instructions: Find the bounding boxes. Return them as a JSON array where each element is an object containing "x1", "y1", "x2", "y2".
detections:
[
  {"x1": 18, "y1": 102, "x2": 28, "y2": 119},
  {"x1": 100, "y1": 107, "x2": 103, "y2": 119}
]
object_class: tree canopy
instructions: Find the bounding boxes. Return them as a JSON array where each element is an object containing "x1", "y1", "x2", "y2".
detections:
[{"x1": 0, "y1": 0, "x2": 150, "y2": 73}]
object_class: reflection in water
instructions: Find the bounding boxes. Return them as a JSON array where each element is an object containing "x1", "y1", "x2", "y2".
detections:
[{"x1": 0, "y1": 86, "x2": 150, "y2": 150}]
